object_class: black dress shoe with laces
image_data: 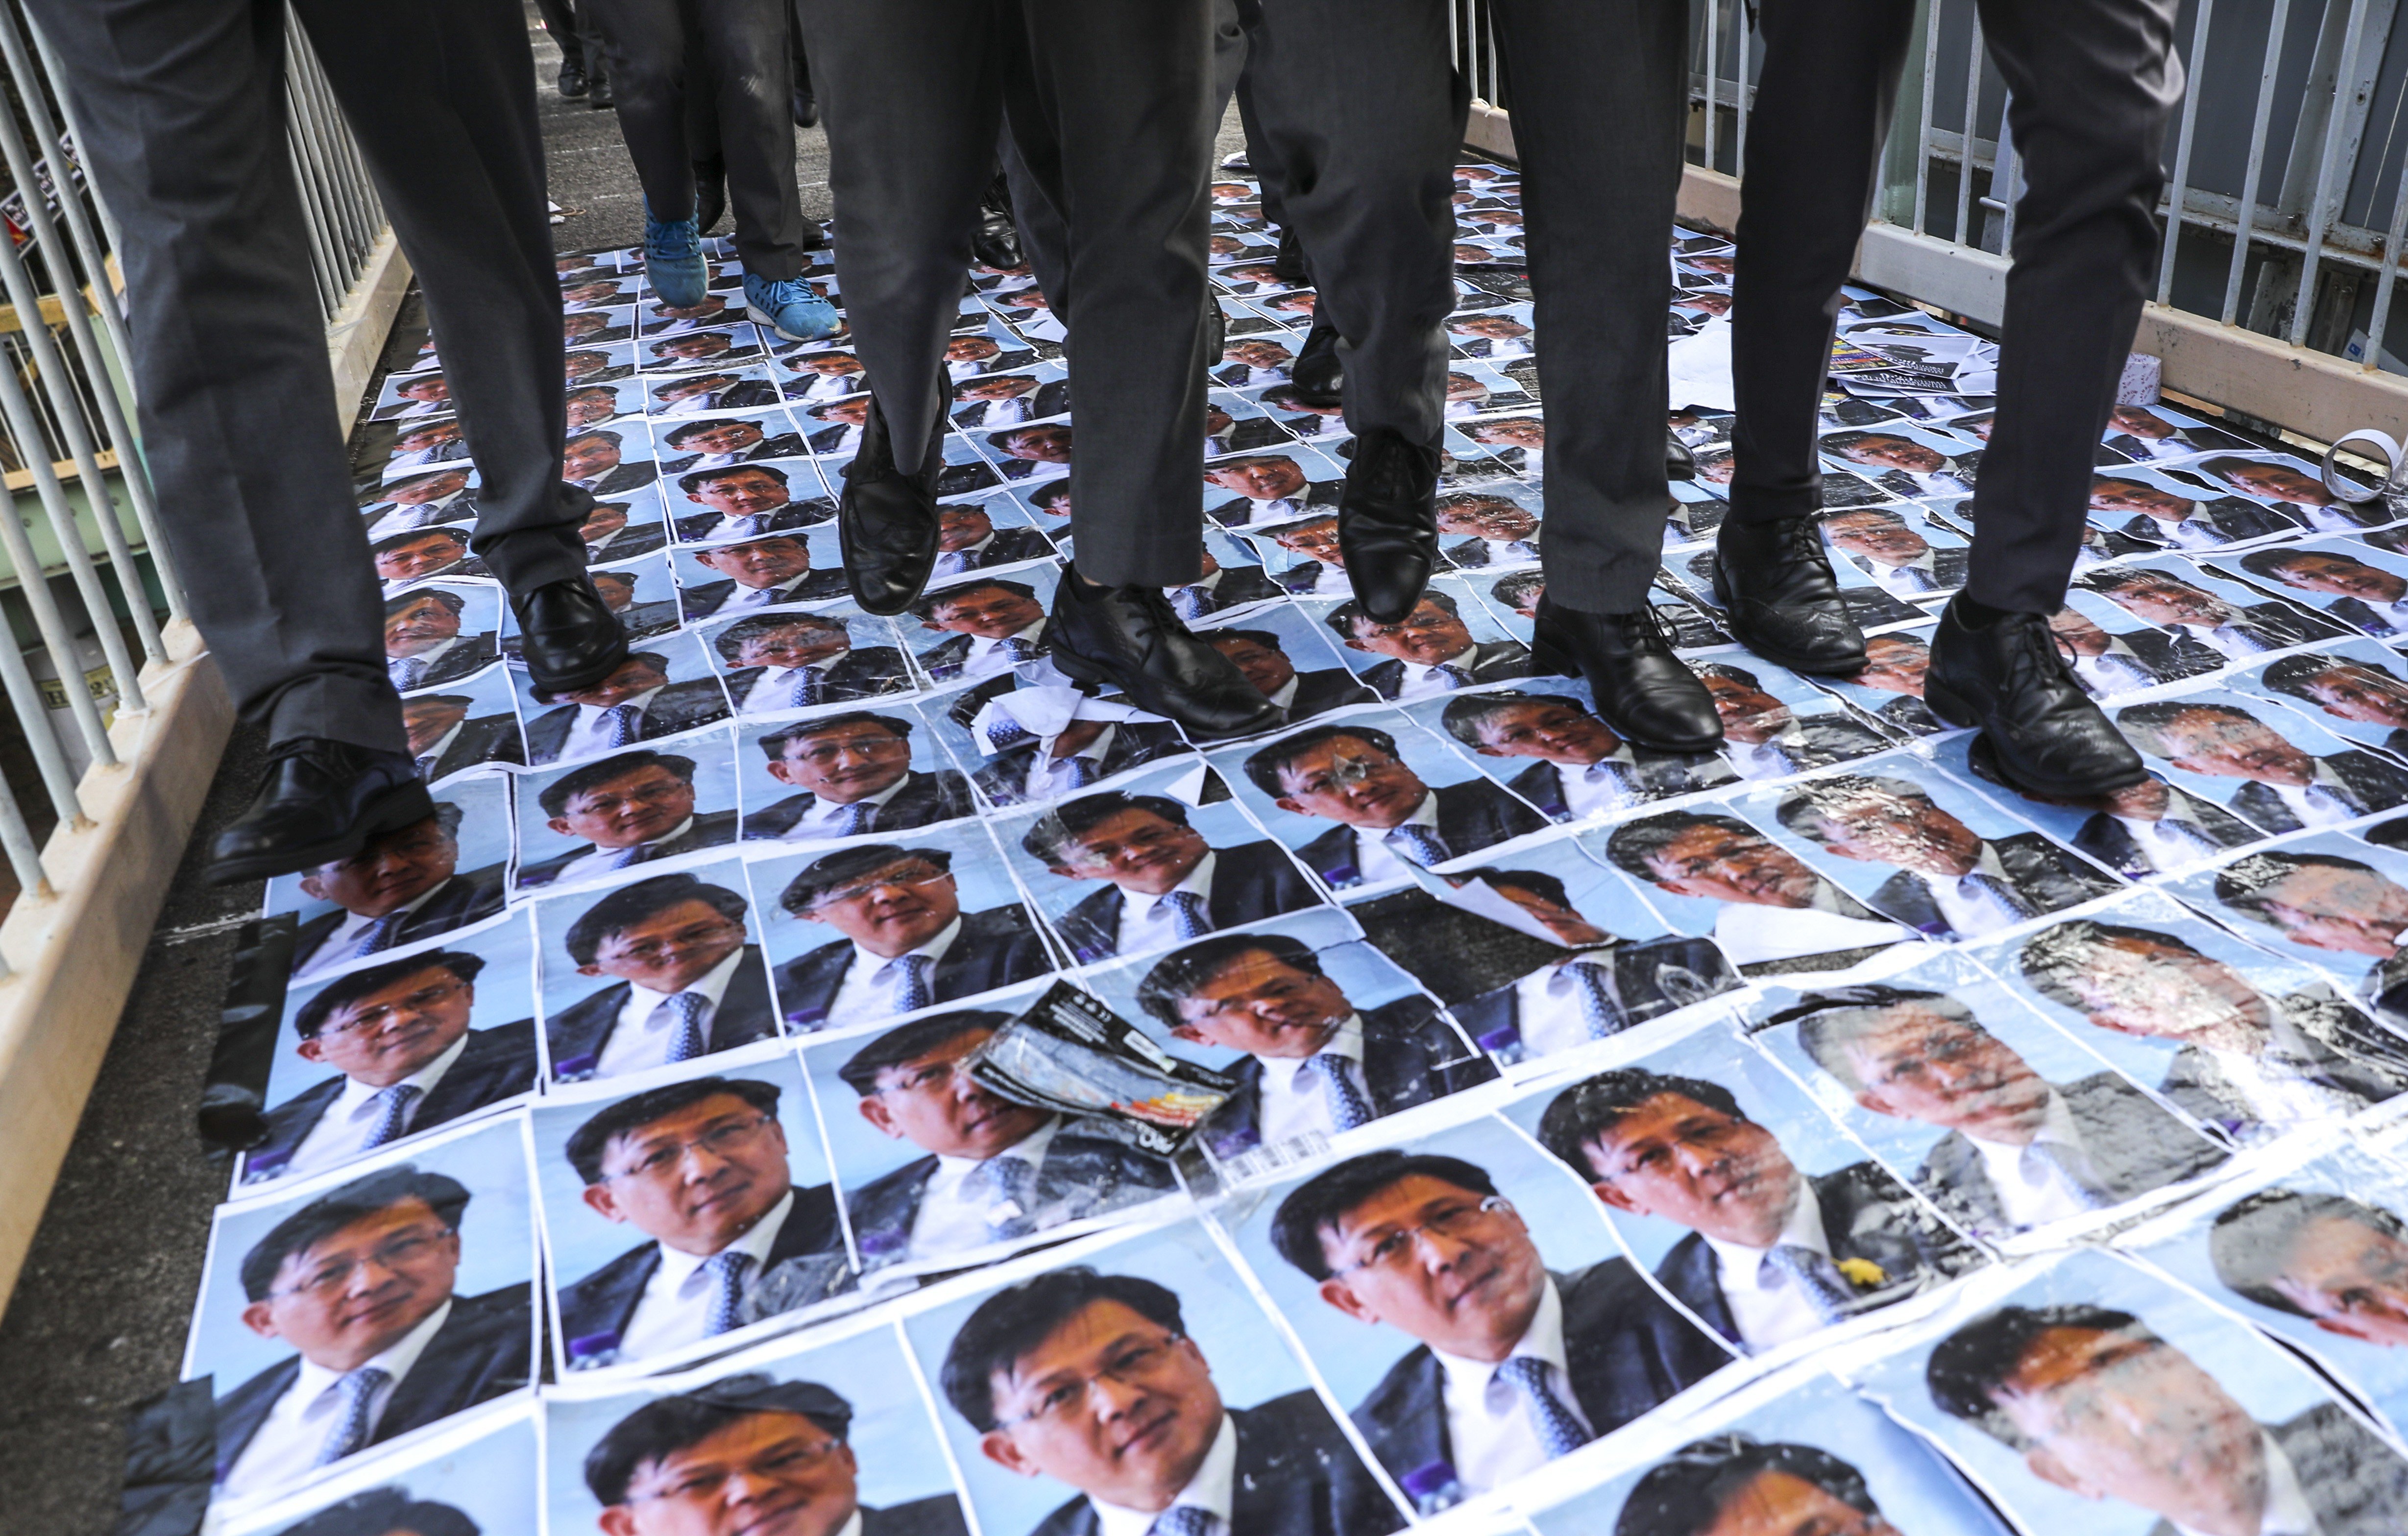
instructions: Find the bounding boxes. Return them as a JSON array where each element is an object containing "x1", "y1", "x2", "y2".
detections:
[
  {"x1": 587, "y1": 71, "x2": 614, "y2": 109},
  {"x1": 1272, "y1": 224, "x2": 1311, "y2": 286},
  {"x1": 793, "y1": 87, "x2": 819, "y2": 128},
  {"x1": 838, "y1": 389, "x2": 944, "y2": 615},
  {"x1": 1667, "y1": 432, "x2": 1697, "y2": 480},
  {"x1": 513, "y1": 576, "x2": 629, "y2": 696},
  {"x1": 205, "y1": 739, "x2": 434, "y2": 886},
  {"x1": 1712, "y1": 514, "x2": 1869, "y2": 674},
  {"x1": 1290, "y1": 320, "x2": 1343, "y2": 408},
  {"x1": 1530, "y1": 597, "x2": 1723, "y2": 753},
  {"x1": 972, "y1": 171, "x2": 1021, "y2": 270},
  {"x1": 1925, "y1": 597, "x2": 2147, "y2": 798},
  {"x1": 557, "y1": 60, "x2": 589, "y2": 99},
  {"x1": 1042, "y1": 572, "x2": 1283, "y2": 737},
  {"x1": 1338, "y1": 427, "x2": 1440, "y2": 625}
]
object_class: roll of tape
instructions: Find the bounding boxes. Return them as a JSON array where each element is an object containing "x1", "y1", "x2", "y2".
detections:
[{"x1": 2324, "y1": 429, "x2": 2403, "y2": 504}]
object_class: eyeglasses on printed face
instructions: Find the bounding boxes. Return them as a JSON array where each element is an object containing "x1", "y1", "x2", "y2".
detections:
[
  {"x1": 1331, "y1": 1195, "x2": 1515, "y2": 1276},
  {"x1": 602, "y1": 1113, "x2": 777, "y2": 1182},
  {"x1": 994, "y1": 1332, "x2": 1189, "y2": 1428},
  {"x1": 272, "y1": 1225, "x2": 453, "y2": 1300}
]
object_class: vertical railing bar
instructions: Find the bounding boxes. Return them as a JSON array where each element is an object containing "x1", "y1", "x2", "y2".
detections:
[
  {"x1": 0, "y1": 424, "x2": 114, "y2": 776},
  {"x1": 2360, "y1": 130, "x2": 2408, "y2": 367},
  {"x1": 0, "y1": 360, "x2": 144, "y2": 729},
  {"x1": 2288, "y1": 0, "x2": 2373, "y2": 344},
  {"x1": 1703, "y1": 0, "x2": 1721, "y2": 172},
  {"x1": 286, "y1": 127, "x2": 341, "y2": 318},
  {"x1": 2158, "y1": 0, "x2": 2214, "y2": 304},
  {"x1": 1996, "y1": 93, "x2": 2019, "y2": 252},
  {"x1": 1735, "y1": 0, "x2": 1751, "y2": 174},
  {"x1": 279, "y1": 62, "x2": 346, "y2": 314},
  {"x1": 23, "y1": 19, "x2": 125, "y2": 279},
  {"x1": 1952, "y1": 14, "x2": 1983, "y2": 244},
  {"x1": 2223, "y1": 0, "x2": 2293, "y2": 324},
  {"x1": 1914, "y1": 0, "x2": 1940, "y2": 233},
  {"x1": 301, "y1": 40, "x2": 376, "y2": 267},
  {"x1": 289, "y1": 67, "x2": 358, "y2": 297},
  {"x1": 0, "y1": 768, "x2": 51, "y2": 908},
  {"x1": 0, "y1": 507, "x2": 89, "y2": 822}
]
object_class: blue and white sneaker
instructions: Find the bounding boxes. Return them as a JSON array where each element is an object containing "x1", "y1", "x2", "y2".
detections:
[
  {"x1": 643, "y1": 204, "x2": 707, "y2": 310},
  {"x1": 744, "y1": 272, "x2": 842, "y2": 343}
]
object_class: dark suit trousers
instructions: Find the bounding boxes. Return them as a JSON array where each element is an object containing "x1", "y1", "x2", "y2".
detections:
[
  {"x1": 28, "y1": 0, "x2": 589, "y2": 751},
  {"x1": 533, "y1": 0, "x2": 608, "y2": 77},
  {"x1": 1225, "y1": 0, "x2": 1466, "y2": 450},
  {"x1": 584, "y1": 0, "x2": 810, "y2": 280},
  {"x1": 1728, "y1": 0, "x2": 2183, "y2": 614},
  {"x1": 801, "y1": 0, "x2": 1218, "y2": 586},
  {"x1": 1486, "y1": 0, "x2": 1691, "y2": 613}
]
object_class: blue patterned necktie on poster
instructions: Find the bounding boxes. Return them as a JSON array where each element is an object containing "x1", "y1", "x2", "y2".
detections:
[
  {"x1": 703, "y1": 1250, "x2": 756, "y2": 1336},
  {"x1": 1954, "y1": 870, "x2": 2035, "y2": 925},
  {"x1": 786, "y1": 666, "x2": 823, "y2": 709},
  {"x1": 1564, "y1": 959, "x2": 1623, "y2": 1040},
  {"x1": 833, "y1": 800, "x2": 875, "y2": 837},
  {"x1": 347, "y1": 912, "x2": 408, "y2": 962},
  {"x1": 975, "y1": 1155, "x2": 1041, "y2": 1242},
  {"x1": 389, "y1": 656, "x2": 427, "y2": 692},
  {"x1": 1763, "y1": 1245, "x2": 1857, "y2": 1321},
  {"x1": 1170, "y1": 585, "x2": 1211, "y2": 621},
  {"x1": 887, "y1": 953, "x2": 934, "y2": 1014},
  {"x1": 1306, "y1": 1054, "x2": 1374, "y2": 1131},
  {"x1": 727, "y1": 514, "x2": 768, "y2": 539},
  {"x1": 1385, "y1": 823, "x2": 1451, "y2": 867},
  {"x1": 998, "y1": 636, "x2": 1038, "y2": 664},
  {"x1": 1493, "y1": 1357, "x2": 1588, "y2": 1459},
  {"x1": 314, "y1": 1366, "x2": 392, "y2": 1466},
  {"x1": 600, "y1": 703, "x2": 642, "y2": 747},
  {"x1": 1432, "y1": 663, "x2": 1472, "y2": 690},
  {"x1": 1060, "y1": 755, "x2": 1101, "y2": 790},
  {"x1": 1163, "y1": 889, "x2": 1211, "y2": 939},
  {"x1": 1149, "y1": 1507, "x2": 1217, "y2": 1536},
  {"x1": 362, "y1": 1084, "x2": 423, "y2": 1150},
  {"x1": 660, "y1": 991, "x2": 712, "y2": 1063},
  {"x1": 608, "y1": 840, "x2": 662, "y2": 871}
]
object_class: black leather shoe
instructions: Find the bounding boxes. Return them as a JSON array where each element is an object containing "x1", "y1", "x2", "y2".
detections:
[
  {"x1": 793, "y1": 87, "x2": 819, "y2": 128},
  {"x1": 1338, "y1": 427, "x2": 1440, "y2": 625},
  {"x1": 1925, "y1": 597, "x2": 2148, "y2": 798},
  {"x1": 1531, "y1": 597, "x2": 1724, "y2": 753},
  {"x1": 839, "y1": 389, "x2": 944, "y2": 615},
  {"x1": 1273, "y1": 224, "x2": 1310, "y2": 286},
  {"x1": 1290, "y1": 321, "x2": 1343, "y2": 408},
  {"x1": 1667, "y1": 433, "x2": 1697, "y2": 480},
  {"x1": 513, "y1": 576, "x2": 629, "y2": 696},
  {"x1": 205, "y1": 739, "x2": 434, "y2": 886},
  {"x1": 1204, "y1": 294, "x2": 1226, "y2": 373},
  {"x1": 972, "y1": 171, "x2": 1022, "y2": 270},
  {"x1": 557, "y1": 60, "x2": 589, "y2": 99},
  {"x1": 1043, "y1": 572, "x2": 1283, "y2": 737},
  {"x1": 587, "y1": 71, "x2": 614, "y2": 109},
  {"x1": 693, "y1": 158, "x2": 727, "y2": 235},
  {"x1": 1712, "y1": 515, "x2": 1869, "y2": 675}
]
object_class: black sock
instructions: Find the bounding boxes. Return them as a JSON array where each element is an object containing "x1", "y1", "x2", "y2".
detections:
[{"x1": 1065, "y1": 563, "x2": 1110, "y2": 597}]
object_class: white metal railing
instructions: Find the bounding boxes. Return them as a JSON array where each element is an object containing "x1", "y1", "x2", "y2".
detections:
[
  {"x1": 0, "y1": 14, "x2": 392, "y2": 969},
  {"x1": 1452, "y1": 0, "x2": 2408, "y2": 381}
]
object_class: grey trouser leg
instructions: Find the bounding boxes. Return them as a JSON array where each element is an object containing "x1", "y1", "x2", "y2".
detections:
[
  {"x1": 1488, "y1": 0, "x2": 1689, "y2": 614},
  {"x1": 1227, "y1": 0, "x2": 1464, "y2": 448},
  {"x1": 803, "y1": 0, "x2": 1217, "y2": 586},
  {"x1": 26, "y1": 0, "x2": 584, "y2": 751},
  {"x1": 585, "y1": 0, "x2": 809, "y2": 278},
  {"x1": 1731, "y1": 0, "x2": 2180, "y2": 615},
  {"x1": 533, "y1": 0, "x2": 586, "y2": 71}
]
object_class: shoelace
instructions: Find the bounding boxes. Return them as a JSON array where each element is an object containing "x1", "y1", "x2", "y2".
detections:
[{"x1": 1771, "y1": 516, "x2": 1842, "y2": 579}]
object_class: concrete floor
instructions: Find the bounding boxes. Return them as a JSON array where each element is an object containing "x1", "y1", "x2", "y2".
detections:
[{"x1": 0, "y1": 14, "x2": 1254, "y2": 1529}]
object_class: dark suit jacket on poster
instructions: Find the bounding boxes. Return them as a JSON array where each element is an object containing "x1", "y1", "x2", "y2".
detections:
[
  {"x1": 1172, "y1": 566, "x2": 1285, "y2": 615},
  {"x1": 1208, "y1": 483, "x2": 1343, "y2": 528},
  {"x1": 1029, "y1": 1394, "x2": 1402, "y2": 1536},
  {"x1": 741, "y1": 769, "x2": 978, "y2": 841},
  {"x1": 287, "y1": 870, "x2": 507, "y2": 973},
  {"x1": 1279, "y1": 667, "x2": 1379, "y2": 720},
  {"x1": 844, "y1": 1123, "x2": 1178, "y2": 1271},
  {"x1": 725, "y1": 648, "x2": 912, "y2": 712},
  {"x1": 1200, "y1": 996, "x2": 1497, "y2": 1158},
  {"x1": 2144, "y1": 1403, "x2": 2408, "y2": 1536},
  {"x1": 1050, "y1": 839, "x2": 1322, "y2": 964},
  {"x1": 2160, "y1": 990, "x2": 2408, "y2": 1134},
  {"x1": 971, "y1": 721, "x2": 1192, "y2": 806},
  {"x1": 577, "y1": 461, "x2": 659, "y2": 496},
  {"x1": 672, "y1": 504, "x2": 827, "y2": 544},
  {"x1": 1656, "y1": 1163, "x2": 1974, "y2": 1347},
  {"x1": 421, "y1": 715, "x2": 524, "y2": 780},
  {"x1": 680, "y1": 380, "x2": 782, "y2": 412},
  {"x1": 1358, "y1": 641, "x2": 1533, "y2": 701},
  {"x1": 679, "y1": 570, "x2": 852, "y2": 621},
  {"x1": 1294, "y1": 780, "x2": 1548, "y2": 888},
  {"x1": 1913, "y1": 1071, "x2": 2231, "y2": 1235},
  {"x1": 1504, "y1": 752, "x2": 1735, "y2": 819},
  {"x1": 608, "y1": 597, "x2": 686, "y2": 640},
  {"x1": 241, "y1": 1020, "x2": 539, "y2": 1186},
  {"x1": 1872, "y1": 695, "x2": 1943, "y2": 735},
  {"x1": 2071, "y1": 627, "x2": 2227, "y2": 690},
  {"x1": 213, "y1": 1284, "x2": 533, "y2": 1483},
  {"x1": 2120, "y1": 497, "x2": 2296, "y2": 547},
  {"x1": 524, "y1": 679, "x2": 731, "y2": 765},
  {"x1": 1736, "y1": 715, "x2": 1891, "y2": 772},
  {"x1": 860, "y1": 1498, "x2": 971, "y2": 1536},
  {"x1": 516, "y1": 809, "x2": 743, "y2": 889},
  {"x1": 1349, "y1": 1263, "x2": 1727, "y2": 1498},
  {"x1": 772, "y1": 906, "x2": 1052, "y2": 1032},
  {"x1": 1865, "y1": 549, "x2": 1969, "y2": 595},
  {"x1": 2230, "y1": 751, "x2": 2408, "y2": 832},
  {"x1": 2071, "y1": 798, "x2": 2259, "y2": 877},
  {"x1": 1441, "y1": 536, "x2": 1541, "y2": 570},
  {"x1": 1864, "y1": 833, "x2": 2122, "y2": 938},
  {"x1": 546, "y1": 946, "x2": 780, "y2": 1081},
  {"x1": 916, "y1": 630, "x2": 1054, "y2": 682},
  {"x1": 2323, "y1": 595, "x2": 2408, "y2": 636},
  {"x1": 952, "y1": 381, "x2": 1070, "y2": 426},
  {"x1": 584, "y1": 524, "x2": 672, "y2": 562},
  {"x1": 660, "y1": 433, "x2": 810, "y2": 472},
  {"x1": 555, "y1": 1183, "x2": 847, "y2": 1364},
  {"x1": 1204, "y1": 417, "x2": 1292, "y2": 456},
  {"x1": 1448, "y1": 936, "x2": 1739, "y2": 1051},
  {"x1": 397, "y1": 636, "x2": 498, "y2": 690},
  {"x1": 929, "y1": 528, "x2": 1054, "y2": 574}
]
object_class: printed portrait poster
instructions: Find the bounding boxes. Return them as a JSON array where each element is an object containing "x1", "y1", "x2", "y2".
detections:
[
  {"x1": 1290, "y1": 575, "x2": 1536, "y2": 705},
  {"x1": 1187, "y1": 598, "x2": 1382, "y2": 725},
  {"x1": 259, "y1": 773, "x2": 513, "y2": 984},
  {"x1": 1964, "y1": 886, "x2": 2408, "y2": 1146},
  {"x1": 1681, "y1": 652, "x2": 1895, "y2": 783},
  {"x1": 511, "y1": 724, "x2": 746, "y2": 897},
  {"x1": 1519, "y1": 1370, "x2": 2013, "y2": 1536},
  {"x1": 933, "y1": 680, "x2": 1200, "y2": 813},
  {"x1": 1799, "y1": 619, "x2": 1950, "y2": 741},
  {"x1": 668, "y1": 525, "x2": 851, "y2": 629},
  {"x1": 2163, "y1": 448, "x2": 2395, "y2": 535},
  {"x1": 1492, "y1": 1014, "x2": 1987, "y2": 1368},
  {"x1": 216, "y1": 1406, "x2": 540, "y2": 1536},
  {"x1": 899, "y1": 1217, "x2": 1411, "y2": 1536},
  {"x1": 1918, "y1": 728, "x2": 2265, "y2": 881},
  {"x1": 514, "y1": 627, "x2": 734, "y2": 771},
  {"x1": 2108, "y1": 682, "x2": 2408, "y2": 835},
  {"x1": 1674, "y1": 544, "x2": 1928, "y2": 635},
  {"x1": 572, "y1": 555, "x2": 689, "y2": 649},
  {"x1": 234, "y1": 911, "x2": 541, "y2": 1191},
  {"x1": 528, "y1": 1044, "x2": 853, "y2": 1376},
  {"x1": 2160, "y1": 828, "x2": 2408, "y2": 1029},
  {"x1": 544, "y1": 1317, "x2": 973, "y2": 1536},
  {"x1": 1744, "y1": 946, "x2": 2231, "y2": 1248},
  {"x1": 1213, "y1": 1106, "x2": 1738, "y2": 1513},
  {"x1": 1850, "y1": 1245, "x2": 2408, "y2": 1536},
  {"x1": 2219, "y1": 638, "x2": 2408, "y2": 757},
  {"x1": 1393, "y1": 677, "x2": 1742, "y2": 825},
  {"x1": 186, "y1": 1116, "x2": 540, "y2": 1508},
  {"x1": 729, "y1": 696, "x2": 981, "y2": 848}
]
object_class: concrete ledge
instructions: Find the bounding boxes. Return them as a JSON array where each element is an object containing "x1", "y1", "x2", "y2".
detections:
[
  {"x1": 327, "y1": 228, "x2": 412, "y2": 440},
  {"x1": 0, "y1": 623, "x2": 231, "y2": 1304},
  {"x1": 1466, "y1": 100, "x2": 1516, "y2": 163}
]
